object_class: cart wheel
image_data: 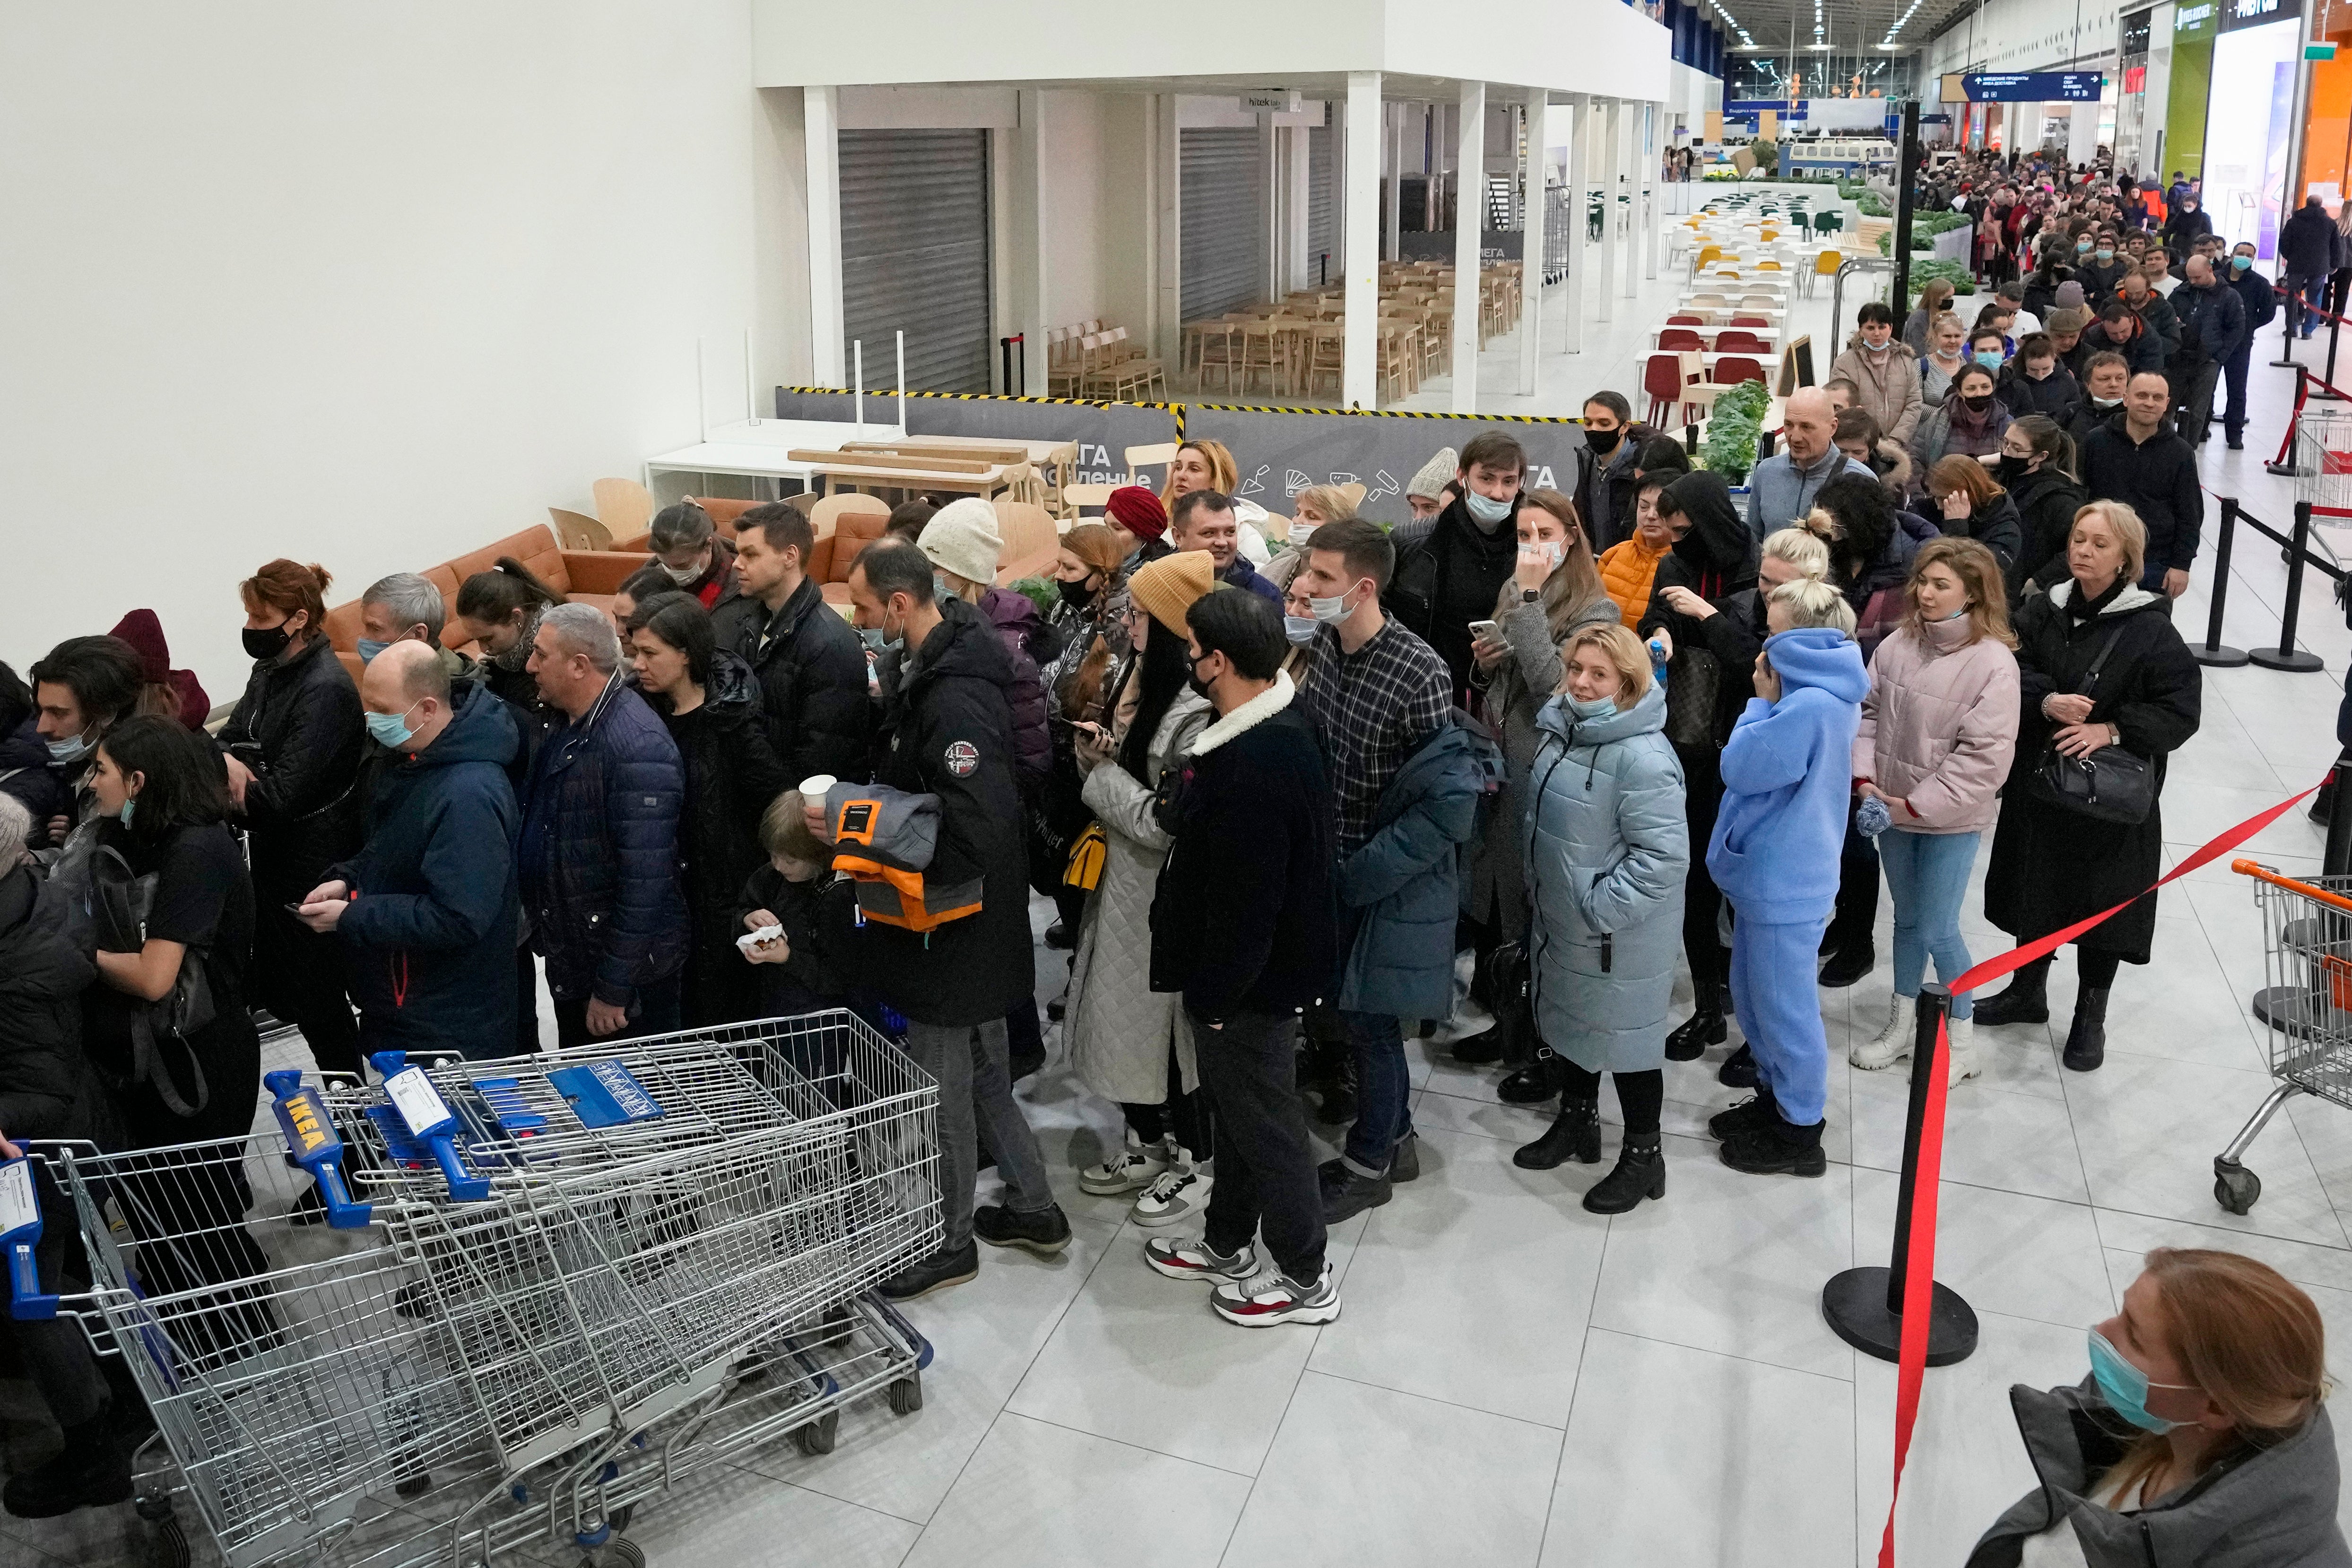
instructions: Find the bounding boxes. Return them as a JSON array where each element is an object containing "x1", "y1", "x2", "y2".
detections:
[
  {"x1": 396, "y1": 1470, "x2": 431, "y2": 1498},
  {"x1": 581, "y1": 1538, "x2": 644, "y2": 1568},
  {"x1": 150, "y1": 1515, "x2": 190, "y2": 1568},
  {"x1": 889, "y1": 1372, "x2": 923, "y2": 1416},
  {"x1": 2216, "y1": 1165, "x2": 2263, "y2": 1215},
  {"x1": 608, "y1": 1504, "x2": 634, "y2": 1534},
  {"x1": 795, "y1": 1412, "x2": 839, "y2": 1455}
]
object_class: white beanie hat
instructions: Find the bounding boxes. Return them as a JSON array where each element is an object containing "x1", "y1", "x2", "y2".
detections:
[
  {"x1": 917, "y1": 497, "x2": 1002, "y2": 588},
  {"x1": 1407, "y1": 447, "x2": 1459, "y2": 501}
]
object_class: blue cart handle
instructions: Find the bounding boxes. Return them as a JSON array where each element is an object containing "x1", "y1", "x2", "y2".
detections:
[
  {"x1": 0, "y1": 1159, "x2": 57, "y2": 1321},
  {"x1": 265, "y1": 1071, "x2": 374, "y2": 1228},
  {"x1": 369, "y1": 1054, "x2": 491, "y2": 1204}
]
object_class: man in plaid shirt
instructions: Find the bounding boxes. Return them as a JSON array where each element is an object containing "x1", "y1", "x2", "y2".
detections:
[{"x1": 1292, "y1": 519, "x2": 1452, "y2": 1221}]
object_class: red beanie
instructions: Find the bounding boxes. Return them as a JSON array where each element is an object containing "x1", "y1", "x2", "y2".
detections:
[
  {"x1": 109, "y1": 609, "x2": 171, "y2": 684},
  {"x1": 1105, "y1": 485, "x2": 1168, "y2": 541}
]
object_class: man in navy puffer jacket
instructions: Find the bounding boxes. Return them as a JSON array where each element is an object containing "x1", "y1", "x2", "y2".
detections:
[
  {"x1": 517, "y1": 604, "x2": 688, "y2": 1047},
  {"x1": 1705, "y1": 589, "x2": 1869, "y2": 1177}
]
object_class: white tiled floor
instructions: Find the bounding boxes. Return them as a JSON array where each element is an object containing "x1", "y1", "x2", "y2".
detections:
[{"x1": 9, "y1": 188, "x2": 2352, "y2": 1568}]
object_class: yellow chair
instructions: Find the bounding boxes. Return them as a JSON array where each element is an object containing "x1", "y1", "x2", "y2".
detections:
[
  {"x1": 1756, "y1": 259, "x2": 1783, "y2": 271},
  {"x1": 1805, "y1": 249, "x2": 1843, "y2": 298},
  {"x1": 1695, "y1": 245, "x2": 1723, "y2": 267}
]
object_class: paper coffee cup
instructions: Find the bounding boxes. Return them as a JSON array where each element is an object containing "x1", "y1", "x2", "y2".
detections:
[{"x1": 799, "y1": 775, "x2": 837, "y2": 800}]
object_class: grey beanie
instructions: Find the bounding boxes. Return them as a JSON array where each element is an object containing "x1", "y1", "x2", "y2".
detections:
[
  {"x1": 2054, "y1": 280, "x2": 2086, "y2": 310},
  {"x1": 1407, "y1": 448, "x2": 1459, "y2": 501}
]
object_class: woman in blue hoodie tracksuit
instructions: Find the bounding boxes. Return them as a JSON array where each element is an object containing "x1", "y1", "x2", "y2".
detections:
[{"x1": 1703, "y1": 583, "x2": 1871, "y2": 1176}]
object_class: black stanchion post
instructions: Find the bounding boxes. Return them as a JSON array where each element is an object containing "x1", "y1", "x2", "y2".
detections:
[
  {"x1": 1821, "y1": 987, "x2": 1980, "y2": 1366},
  {"x1": 2327, "y1": 309, "x2": 2343, "y2": 397},
  {"x1": 998, "y1": 337, "x2": 1015, "y2": 395},
  {"x1": 2193, "y1": 497, "x2": 2251, "y2": 668},
  {"x1": 2277, "y1": 288, "x2": 2305, "y2": 368},
  {"x1": 2251, "y1": 499, "x2": 2328, "y2": 672},
  {"x1": 2269, "y1": 366, "x2": 2310, "y2": 477}
]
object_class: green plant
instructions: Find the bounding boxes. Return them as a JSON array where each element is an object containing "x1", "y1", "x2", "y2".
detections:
[
  {"x1": 1700, "y1": 378, "x2": 1772, "y2": 485},
  {"x1": 1857, "y1": 190, "x2": 1891, "y2": 217},
  {"x1": 1010, "y1": 575, "x2": 1058, "y2": 619},
  {"x1": 1748, "y1": 136, "x2": 1779, "y2": 175},
  {"x1": 1901, "y1": 257, "x2": 1976, "y2": 306}
]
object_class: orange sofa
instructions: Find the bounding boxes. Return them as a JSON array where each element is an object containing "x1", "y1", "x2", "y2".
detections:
[{"x1": 321, "y1": 524, "x2": 644, "y2": 682}]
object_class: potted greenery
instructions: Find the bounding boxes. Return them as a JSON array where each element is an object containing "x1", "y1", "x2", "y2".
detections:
[{"x1": 1699, "y1": 378, "x2": 1772, "y2": 486}]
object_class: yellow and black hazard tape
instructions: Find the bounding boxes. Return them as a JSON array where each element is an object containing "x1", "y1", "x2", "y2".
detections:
[{"x1": 779, "y1": 387, "x2": 1591, "y2": 440}]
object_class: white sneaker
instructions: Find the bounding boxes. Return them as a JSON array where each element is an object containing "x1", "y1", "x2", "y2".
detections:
[
  {"x1": 1130, "y1": 1164, "x2": 1213, "y2": 1228},
  {"x1": 1945, "y1": 1016, "x2": 1980, "y2": 1087},
  {"x1": 1080, "y1": 1130, "x2": 1170, "y2": 1196},
  {"x1": 1210, "y1": 1263, "x2": 1341, "y2": 1327},
  {"x1": 1144, "y1": 1234, "x2": 1258, "y2": 1284},
  {"x1": 1849, "y1": 995, "x2": 1913, "y2": 1070}
]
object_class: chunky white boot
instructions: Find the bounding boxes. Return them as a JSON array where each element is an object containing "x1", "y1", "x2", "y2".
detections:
[
  {"x1": 1079, "y1": 1128, "x2": 1170, "y2": 1196},
  {"x1": 1849, "y1": 995, "x2": 1913, "y2": 1070},
  {"x1": 1944, "y1": 1016, "x2": 1980, "y2": 1087}
]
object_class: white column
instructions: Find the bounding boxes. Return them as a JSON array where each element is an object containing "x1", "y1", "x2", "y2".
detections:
[
  {"x1": 1562, "y1": 96, "x2": 1585, "y2": 353},
  {"x1": 1015, "y1": 90, "x2": 1050, "y2": 395},
  {"x1": 1153, "y1": 95, "x2": 1180, "y2": 365},
  {"x1": 2067, "y1": 103, "x2": 2101, "y2": 168},
  {"x1": 1641, "y1": 103, "x2": 1660, "y2": 282},
  {"x1": 1597, "y1": 100, "x2": 1621, "y2": 323},
  {"x1": 1344, "y1": 70, "x2": 1384, "y2": 409},
  {"x1": 1384, "y1": 103, "x2": 1402, "y2": 262},
  {"x1": 1284, "y1": 122, "x2": 1311, "y2": 292},
  {"x1": 1621, "y1": 101, "x2": 1640, "y2": 299},
  {"x1": 1452, "y1": 78, "x2": 1487, "y2": 412},
  {"x1": 805, "y1": 85, "x2": 844, "y2": 386},
  {"x1": 1519, "y1": 88, "x2": 1546, "y2": 394},
  {"x1": 1259, "y1": 114, "x2": 1281, "y2": 302}
]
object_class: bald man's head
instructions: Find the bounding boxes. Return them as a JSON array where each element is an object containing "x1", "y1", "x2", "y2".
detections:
[
  {"x1": 2184, "y1": 256, "x2": 2214, "y2": 287},
  {"x1": 1783, "y1": 387, "x2": 1836, "y2": 466},
  {"x1": 364, "y1": 638, "x2": 448, "y2": 709}
]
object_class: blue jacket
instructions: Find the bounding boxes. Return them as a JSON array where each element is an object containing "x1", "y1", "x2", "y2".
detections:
[
  {"x1": 518, "y1": 675, "x2": 689, "y2": 1007},
  {"x1": 1706, "y1": 628, "x2": 1869, "y2": 925},
  {"x1": 331, "y1": 681, "x2": 521, "y2": 1057},
  {"x1": 1336, "y1": 721, "x2": 1493, "y2": 1019},
  {"x1": 1220, "y1": 556, "x2": 1284, "y2": 605}
]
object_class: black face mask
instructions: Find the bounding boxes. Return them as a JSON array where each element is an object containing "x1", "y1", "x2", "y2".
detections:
[
  {"x1": 1961, "y1": 393, "x2": 1995, "y2": 414},
  {"x1": 1185, "y1": 651, "x2": 1217, "y2": 703},
  {"x1": 1995, "y1": 453, "x2": 2034, "y2": 486},
  {"x1": 1059, "y1": 576, "x2": 1097, "y2": 611},
  {"x1": 243, "y1": 624, "x2": 293, "y2": 662},
  {"x1": 1585, "y1": 427, "x2": 1622, "y2": 456}
]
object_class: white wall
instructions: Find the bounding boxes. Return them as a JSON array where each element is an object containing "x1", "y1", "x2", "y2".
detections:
[
  {"x1": 2, "y1": 2, "x2": 779, "y2": 700},
  {"x1": 1928, "y1": 0, "x2": 2123, "y2": 74}
]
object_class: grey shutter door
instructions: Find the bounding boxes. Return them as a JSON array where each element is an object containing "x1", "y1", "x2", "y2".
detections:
[
  {"x1": 839, "y1": 129, "x2": 992, "y2": 393},
  {"x1": 1181, "y1": 128, "x2": 1262, "y2": 321},
  {"x1": 1308, "y1": 123, "x2": 1336, "y2": 286}
]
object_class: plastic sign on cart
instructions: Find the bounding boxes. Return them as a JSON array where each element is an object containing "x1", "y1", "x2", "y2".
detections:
[
  {"x1": 264, "y1": 1069, "x2": 374, "y2": 1228},
  {"x1": 0, "y1": 1159, "x2": 55, "y2": 1321},
  {"x1": 370, "y1": 1050, "x2": 492, "y2": 1202}
]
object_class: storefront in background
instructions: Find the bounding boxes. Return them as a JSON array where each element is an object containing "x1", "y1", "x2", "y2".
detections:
[
  {"x1": 2115, "y1": 6, "x2": 2160, "y2": 175},
  {"x1": 2204, "y1": 0, "x2": 2302, "y2": 258},
  {"x1": 2300, "y1": 0, "x2": 2352, "y2": 216},
  {"x1": 2164, "y1": 0, "x2": 2219, "y2": 180}
]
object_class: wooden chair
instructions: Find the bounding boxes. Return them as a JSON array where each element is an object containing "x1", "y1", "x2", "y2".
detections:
[
  {"x1": 1063, "y1": 483, "x2": 1116, "y2": 517},
  {"x1": 809, "y1": 492, "x2": 890, "y2": 541},
  {"x1": 1302, "y1": 321, "x2": 1345, "y2": 399},
  {"x1": 547, "y1": 507, "x2": 612, "y2": 551},
  {"x1": 1236, "y1": 320, "x2": 1284, "y2": 397},
  {"x1": 592, "y1": 478, "x2": 654, "y2": 540},
  {"x1": 1642, "y1": 353, "x2": 1687, "y2": 426}
]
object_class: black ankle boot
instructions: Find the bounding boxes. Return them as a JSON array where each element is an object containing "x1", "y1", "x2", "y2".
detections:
[
  {"x1": 1451, "y1": 994, "x2": 1518, "y2": 1065},
  {"x1": 1664, "y1": 982, "x2": 1727, "y2": 1061},
  {"x1": 2, "y1": 1415, "x2": 129, "y2": 1519},
  {"x1": 1717, "y1": 1041, "x2": 1758, "y2": 1088},
  {"x1": 1583, "y1": 1134, "x2": 1666, "y2": 1213},
  {"x1": 1498, "y1": 1049, "x2": 1561, "y2": 1106},
  {"x1": 2064, "y1": 986, "x2": 2110, "y2": 1072},
  {"x1": 1515, "y1": 1096, "x2": 1602, "y2": 1170},
  {"x1": 1974, "y1": 961, "x2": 2051, "y2": 1027}
]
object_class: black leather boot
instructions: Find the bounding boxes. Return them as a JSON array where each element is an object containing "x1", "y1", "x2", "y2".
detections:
[
  {"x1": 2064, "y1": 986, "x2": 2110, "y2": 1072},
  {"x1": 1664, "y1": 981, "x2": 1727, "y2": 1061},
  {"x1": 1514, "y1": 1096, "x2": 1602, "y2": 1170},
  {"x1": 1582, "y1": 1134, "x2": 1667, "y2": 1213},
  {"x1": 1498, "y1": 1048, "x2": 1562, "y2": 1106},
  {"x1": 1973, "y1": 957, "x2": 2051, "y2": 1027},
  {"x1": 1717, "y1": 1041, "x2": 1758, "y2": 1088},
  {"x1": 1451, "y1": 995, "x2": 1515, "y2": 1065}
]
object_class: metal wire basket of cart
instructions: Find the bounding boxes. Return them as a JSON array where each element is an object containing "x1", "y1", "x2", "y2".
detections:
[
  {"x1": 2290, "y1": 407, "x2": 2352, "y2": 525},
  {"x1": 2212, "y1": 861, "x2": 2352, "y2": 1214}
]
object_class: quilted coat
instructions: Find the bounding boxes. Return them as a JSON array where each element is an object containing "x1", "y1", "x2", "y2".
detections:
[
  {"x1": 1064, "y1": 688, "x2": 1213, "y2": 1104},
  {"x1": 516, "y1": 673, "x2": 689, "y2": 1008},
  {"x1": 1336, "y1": 722, "x2": 1491, "y2": 1020},
  {"x1": 1523, "y1": 686, "x2": 1689, "y2": 1074},
  {"x1": 1852, "y1": 615, "x2": 2020, "y2": 836}
]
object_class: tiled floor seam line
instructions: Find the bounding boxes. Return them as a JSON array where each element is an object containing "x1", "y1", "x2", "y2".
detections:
[
  {"x1": 1213, "y1": 1274, "x2": 1347, "y2": 1564},
  {"x1": 0, "y1": 1526, "x2": 69, "y2": 1568},
  {"x1": 989, "y1": 1408, "x2": 1263, "y2": 1480},
  {"x1": 1298, "y1": 1362, "x2": 1573, "y2": 1434},
  {"x1": 1533, "y1": 1217, "x2": 1615, "y2": 1568},
  {"x1": 1590, "y1": 1319, "x2": 1859, "y2": 1384}
]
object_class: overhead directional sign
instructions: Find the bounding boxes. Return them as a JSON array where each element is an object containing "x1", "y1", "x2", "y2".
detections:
[{"x1": 1961, "y1": 71, "x2": 2105, "y2": 102}]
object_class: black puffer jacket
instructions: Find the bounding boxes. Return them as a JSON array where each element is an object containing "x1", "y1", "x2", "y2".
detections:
[
  {"x1": 0, "y1": 862, "x2": 115, "y2": 1144},
  {"x1": 2008, "y1": 462, "x2": 2091, "y2": 597},
  {"x1": 849, "y1": 598, "x2": 1035, "y2": 1028},
  {"x1": 651, "y1": 651, "x2": 791, "y2": 1025},
  {"x1": 0, "y1": 717, "x2": 69, "y2": 849},
  {"x1": 1389, "y1": 493, "x2": 1526, "y2": 703},
  {"x1": 712, "y1": 572, "x2": 871, "y2": 784},
  {"x1": 1996, "y1": 363, "x2": 2083, "y2": 427},
  {"x1": 218, "y1": 634, "x2": 365, "y2": 903},
  {"x1": 1640, "y1": 471, "x2": 1762, "y2": 745}
]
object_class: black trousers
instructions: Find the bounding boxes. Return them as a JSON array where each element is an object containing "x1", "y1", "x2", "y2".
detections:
[
  {"x1": 553, "y1": 975, "x2": 683, "y2": 1048},
  {"x1": 1189, "y1": 1007, "x2": 1327, "y2": 1282},
  {"x1": 1826, "y1": 797, "x2": 1880, "y2": 959},
  {"x1": 1675, "y1": 743, "x2": 1730, "y2": 988},
  {"x1": 255, "y1": 905, "x2": 362, "y2": 1078}
]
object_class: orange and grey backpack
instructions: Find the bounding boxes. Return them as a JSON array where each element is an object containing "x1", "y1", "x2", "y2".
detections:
[{"x1": 817, "y1": 782, "x2": 984, "y2": 935}]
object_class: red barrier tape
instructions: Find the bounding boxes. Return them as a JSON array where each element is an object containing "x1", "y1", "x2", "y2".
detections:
[{"x1": 1876, "y1": 778, "x2": 2325, "y2": 1568}]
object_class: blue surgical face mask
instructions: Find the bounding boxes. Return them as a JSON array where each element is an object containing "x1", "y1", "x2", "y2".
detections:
[
  {"x1": 45, "y1": 726, "x2": 95, "y2": 765},
  {"x1": 2232, "y1": 254, "x2": 2254, "y2": 272},
  {"x1": 2076, "y1": 240, "x2": 2093, "y2": 254},
  {"x1": 1283, "y1": 614, "x2": 1320, "y2": 646},
  {"x1": 932, "y1": 573, "x2": 957, "y2": 604},
  {"x1": 1464, "y1": 490, "x2": 1515, "y2": 526},
  {"x1": 2087, "y1": 1328, "x2": 2193, "y2": 1433},
  {"x1": 1564, "y1": 693, "x2": 1618, "y2": 720},
  {"x1": 365, "y1": 699, "x2": 425, "y2": 752},
  {"x1": 2097, "y1": 247, "x2": 2115, "y2": 261},
  {"x1": 356, "y1": 638, "x2": 391, "y2": 665},
  {"x1": 118, "y1": 797, "x2": 136, "y2": 828}
]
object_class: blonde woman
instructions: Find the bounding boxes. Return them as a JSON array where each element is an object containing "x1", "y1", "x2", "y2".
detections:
[
  {"x1": 1977, "y1": 501, "x2": 2201, "y2": 1073},
  {"x1": 1458, "y1": 489, "x2": 1618, "y2": 1066},
  {"x1": 1919, "y1": 312, "x2": 1971, "y2": 407},
  {"x1": 1161, "y1": 439, "x2": 1273, "y2": 565},
  {"x1": 1971, "y1": 1249, "x2": 2341, "y2": 1563},
  {"x1": 1849, "y1": 538, "x2": 2021, "y2": 1083},
  {"x1": 1512, "y1": 623, "x2": 1688, "y2": 1214}
]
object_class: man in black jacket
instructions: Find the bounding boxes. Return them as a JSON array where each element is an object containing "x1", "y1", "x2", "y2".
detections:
[
  {"x1": 2082, "y1": 372, "x2": 2201, "y2": 598},
  {"x1": 1571, "y1": 392, "x2": 1655, "y2": 554},
  {"x1": 824, "y1": 541, "x2": 1067, "y2": 1299},
  {"x1": 1146, "y1": 590, "x2": 1341, "y2": 1327},
  {"x1": 2077, "y1": 301, "x2": 2167, "y2": 377},
  {"x1": 2223, "y1": 241, "x2": 2281, "y2": 449},
  {"x1": 714, "y1": 504, "x2": 869, "y2": 782},
  {"x1": 1385, "y1": 429, "x2": 1526, "y2": 703},
  {"x1": 2279, "y1": 193, "x2": 2343, "y2": 338},
  {"x1": 2170, "y1": 255, "x2": 2247, "y2": 447}
]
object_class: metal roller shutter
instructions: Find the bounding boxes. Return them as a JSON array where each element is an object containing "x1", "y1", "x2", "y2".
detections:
[
  {"x1": 839, "y1": 129, "x2": 992, "y2": 393},
  {"x1": 1181, "y1": 128, "x2": 1262, "y2": 321},
  {"x1": 1307, "y1": 123, "x2": 1336, "y2": 287}
]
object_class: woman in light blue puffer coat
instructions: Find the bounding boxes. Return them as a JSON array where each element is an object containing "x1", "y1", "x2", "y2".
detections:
[{"x1": 1514, "y1": 623, "x2": 1689, "y2": 1214}]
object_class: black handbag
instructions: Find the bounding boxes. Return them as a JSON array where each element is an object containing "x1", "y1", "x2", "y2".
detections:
[
  {"x1": 1662, "y1": 645, "x2": 1722, "y2": 748},
  {"x1": 2028, "y1": 626, "x2": 2155, "y2": 826},
  {"x1": 91, "y1": 845, "x2": 217, "y2": 1117}
]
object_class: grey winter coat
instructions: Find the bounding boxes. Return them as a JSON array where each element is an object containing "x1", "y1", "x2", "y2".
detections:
[
  {"x1": 1466, "y1": 591, "x2": 1622, "y2": 938},
  {"x1": 1967, "y1": 1378, "x2": 2350, "y2": 1567},
  {"x1": 1064, "y1": 689, "x2": 1213, "y2": 1105},
  {"x1": 1522, "y1": 686, "x2": 1688, "y2": 1074},
  {"x1": 1336, "y1": 723, "x2": 1491, "y2": 1020}
]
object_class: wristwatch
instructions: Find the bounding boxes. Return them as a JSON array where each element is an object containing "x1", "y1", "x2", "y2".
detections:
[{"x1": 1521, "y1": 589, "x2": 1543, "y2": 604}]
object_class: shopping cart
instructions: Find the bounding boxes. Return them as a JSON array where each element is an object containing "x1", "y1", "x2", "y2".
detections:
[{"x1": 2212, "y1": 861, "x2": 2352, "y2": 1214}]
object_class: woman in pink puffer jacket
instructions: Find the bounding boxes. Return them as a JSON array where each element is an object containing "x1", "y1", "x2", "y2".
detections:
[{"x1": 1848, "y1": 537, "x2": 2021, "y2": 1084}]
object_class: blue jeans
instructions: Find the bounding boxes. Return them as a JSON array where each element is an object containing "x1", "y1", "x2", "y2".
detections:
[
  {"x1": 1727, "y1": 910, "x2": 1831, "y2": 1126},
  {"x1": 1877, "y1": 829, "x2": 1981, "y2": 1021},
  {"x1": 1341, "y1": 1010, "x2": 1414, "y2": 1177}
]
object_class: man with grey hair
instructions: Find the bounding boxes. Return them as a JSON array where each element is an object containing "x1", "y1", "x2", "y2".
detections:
[
  {"x1": 297, "y1": 641, "x2": 521, "y2": 1057},
  {"x1": 1744, "y1": 386, "x2": 1875, "y2": 539},
  {"x1": 517, "y1": 602, "x2": 687, "y2": 1045},
  {"x1": 358, "y1": 572, "x2": 476, "y2": 684}
]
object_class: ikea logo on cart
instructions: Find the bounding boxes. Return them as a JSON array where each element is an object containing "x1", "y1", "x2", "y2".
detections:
[{"x1": 283, "y1": 1091, "x2": 332, "y2": 1157}]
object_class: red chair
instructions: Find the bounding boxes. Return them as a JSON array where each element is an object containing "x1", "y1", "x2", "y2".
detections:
[
  {"x1": 1716, "y1": 329, "x2": 1770, "y2": 355},
  {"x1": 1712, "y1": 356, "x2": 1767, "y2": 388},
  {"x1": 1666, "y1": 313, "x2": 1705, "y2": 326},
  {"x1": 1658, "y1": 327, "x2": 1705, "y2": 352},
  {"x1": 1643, "y1": 354, "x2": 1688, "y2": 426},
  {"x1": 1729, "y1": 314, "x2": 1770, "y2": 328}
]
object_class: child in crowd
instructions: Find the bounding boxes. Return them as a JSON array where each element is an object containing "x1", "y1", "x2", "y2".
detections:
[
  {"x1": 1704, "y1": 580, "x2": 1868, "y2": 1178},
  {"x1": 738, "y1": 789, "x2": 856, "y2": 1020}
]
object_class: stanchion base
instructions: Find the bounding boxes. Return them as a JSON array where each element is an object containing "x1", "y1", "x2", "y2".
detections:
[
  {"x1": 2274, "y1": 358, "x2": 2306, "y2": 368},
  {"x1": 1822, "y1": 1267, "x2": 1979, "y2": 1366},
  {"x1": 2267, "y1": 463, "x2": 2308, "y2": 477},
  {"x1": 2191, "y1": 643, "x2": 2252, "y2": 667},
  {"x1": 2249, "y1": 647, "x2": 2327, "y2": 672}
]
